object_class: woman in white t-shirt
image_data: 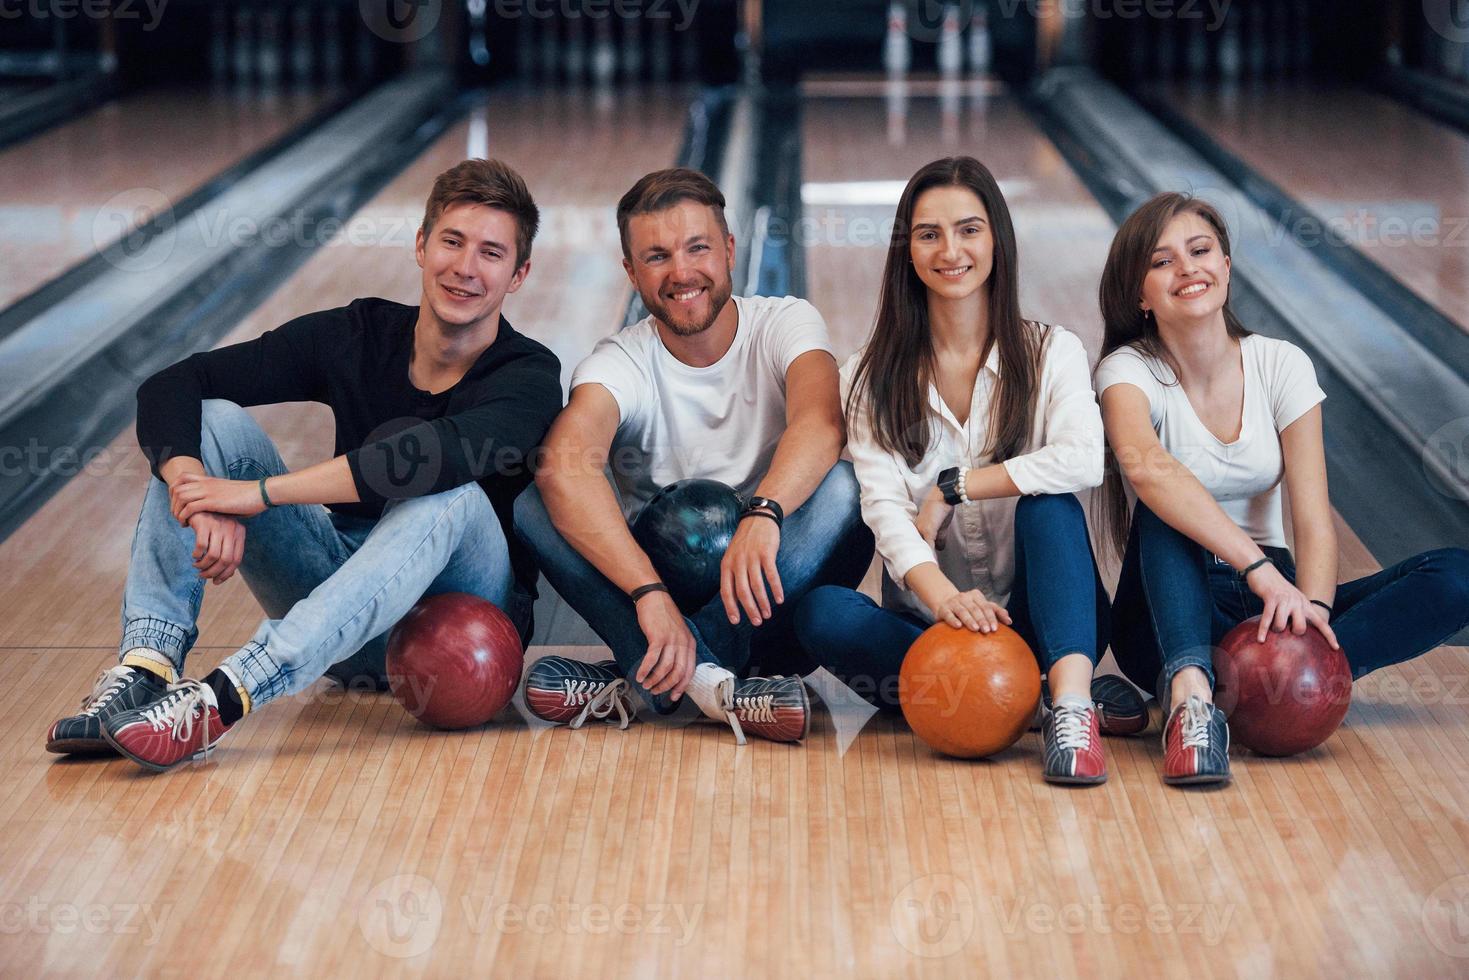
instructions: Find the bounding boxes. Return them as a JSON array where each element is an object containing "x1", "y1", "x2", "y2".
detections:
[
  {"x1": 795, "y1": 156, "x2": 1146, "y2": 786},
  {"x1": 1095, "y1": 192, "x2": 1469, "y2": 788}
]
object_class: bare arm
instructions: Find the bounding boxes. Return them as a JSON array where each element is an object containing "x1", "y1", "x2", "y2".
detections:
[
  {"x1": 751, "y1": 350, "x2": 844, "y2": 512},
  {"x1": 537, "y1": 383, "x2": 695, "y2": 698},
  {"x1": 1280, "y1": 405, "x2": 1338, "y2": 607},
  {"x1": 1101, "y1": 384, "x2": 1266, "y2": 571},
  {"x1": 537, "y1": 384, "x2": 662, "y2": 592}
]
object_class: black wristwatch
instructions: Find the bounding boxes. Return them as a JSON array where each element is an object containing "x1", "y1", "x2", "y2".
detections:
[
  {"x1": 742, "y1": 496, "x2": 785, "y2": 528},
  {"x1": 937, "y1": 467, "x2": 963, "y2": 506}
]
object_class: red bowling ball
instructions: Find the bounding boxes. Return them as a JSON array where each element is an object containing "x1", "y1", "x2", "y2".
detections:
[
  {"x1": 386, "y1": 593, "x2": 524, "y2": 730},
  {"x1": 1213, "y1": 616, "x2": 1352, "y2": 757}
]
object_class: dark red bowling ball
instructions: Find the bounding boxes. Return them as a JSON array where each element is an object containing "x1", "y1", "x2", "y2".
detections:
[
  {"x1": 1213, "y1": 616, "x2": 1352, "y2": 757},
  {"x1": 386, "y1": 593, "x2": 524, "y2": 730}
]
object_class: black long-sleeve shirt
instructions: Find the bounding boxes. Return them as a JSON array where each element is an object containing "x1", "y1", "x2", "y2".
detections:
[{"x1": 136, "y1": 297, "x2": 563, "y2": 596}]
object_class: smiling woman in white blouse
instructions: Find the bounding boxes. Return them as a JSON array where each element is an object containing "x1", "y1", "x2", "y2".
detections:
[
  {"x1": 794, "y1": 156, "x2": 1145, "y2": 786},
  {"x1": 1095, "y1": 192, "x2": 1469, "y2": 789}
]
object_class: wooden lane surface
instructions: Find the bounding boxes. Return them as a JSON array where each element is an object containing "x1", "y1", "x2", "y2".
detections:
[
  {"x1": 0, "y1": 85, "x2": 689, "y2": 977},
  {"x1": 801, "y1": 80, "x2": 1469, "y2": 976},
  {"x1": 0, "y1": 85, "x2": 342, "y2": 310},
  {"x1": 1161, "y1": 79, "x2": 1469, "y2": 336}
]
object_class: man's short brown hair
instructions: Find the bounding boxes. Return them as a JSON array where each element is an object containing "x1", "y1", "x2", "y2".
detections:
[
  {"x1": 421, "y1": 158, "x2": 539, "y2": 265},
  {"x1": 616, "y1": 167, "x2": 728, "y2": 258}
]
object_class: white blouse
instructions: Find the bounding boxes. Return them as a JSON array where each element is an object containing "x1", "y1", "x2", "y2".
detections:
[{"x1": 841, "y1": 324, "x2": 1105, "y2": 620}]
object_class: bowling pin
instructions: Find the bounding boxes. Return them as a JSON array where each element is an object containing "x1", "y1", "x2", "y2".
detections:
[
  {"x1": 967, "y1": 8, "x2": 991, "y2": 75},
  {"x1": 291, "y1": 5, "x2": 314, "y2": 88},
  {"x1": 591, "y1": 18, "x2": 616, "y2": 85},
  {"x1": 620, "y1": 15, "x2": 643, "y2": 81},
  {"x1": 650, "y1": 13, "x2": 672, "y2": 82},
  {"x1": 257, "y1": 6, "x2": 283, "y2": 90},
  {"x1": 938, "y1": 3, "x2": 963, "y2": 77},
  {"x1": 1218, "y1": 11, "x2": 1242, "y2": 82},
  {"x1": 884, "y1": 2, "x2": 911, "y2": 76},
  {"x1": 209, "y1": 4, "x2": 229, "y2": 85},
  {"x1": 1185, "y1": 21, "x2": 1207, "y2": 80},
  {"x1": 232, "y1": 5, "x2": 254, "y2": 86},
  {"x1": 564, "y1": 13, "x2": 587, "y2": 84},
  {"x1": 467, "y1": 0, "x2": 490, "y2": 68},
  {"x1": 322, "y1": 6, "x2": 344, "y2": 86},
  {"x1": 540, "y1": 13, "x2": 561, "y2": 83}
]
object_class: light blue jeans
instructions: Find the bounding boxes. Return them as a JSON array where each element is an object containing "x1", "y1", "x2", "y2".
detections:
[{"x1": 119, "y1": 400, "x2": 526, "y2": 710}]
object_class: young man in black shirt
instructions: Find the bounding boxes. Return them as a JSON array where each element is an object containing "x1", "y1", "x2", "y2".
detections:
[{"x1": 45, "y1": 159, "x2": 563, "y2": 772}]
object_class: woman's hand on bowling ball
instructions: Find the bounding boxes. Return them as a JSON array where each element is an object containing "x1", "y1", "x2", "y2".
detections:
[
  {"x1": 721, "y1": 517, "x2": 783, "y2": 626},
  {"x1": 1247, "y1": 563, "x2": 1340, "y2": 649},
  {"x1": 172, "y1": 474, "x2": 269, "y2": 524},
  {"x1": 933, "y1": 589, "x2": 1013, "y2": 634},
  {"x1": 915, "y1": 486, "x2": 955, "y2": 552},
  {"x1": 634, "y1": 591, "x2": 696, "y2": 699},
  {"x1": 187, "y1": 512, "x2": 246, "y2": 585}
]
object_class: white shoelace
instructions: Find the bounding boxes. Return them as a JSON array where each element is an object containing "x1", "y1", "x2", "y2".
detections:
[
  {"x1": 80, "y1": 665, "x2": 132, "y2": 716},
  {"x1": 567, "y1": 679, "x2": 632, "y2": 731},
  {"x1": 716, "y1": 678, "x2": 747, "y2": 746},
  {"x1": 140, "y1": 680, "x2": 215, "y2": 756},
  {"x1": 1181, "y1": 695, "x2": 1212, "y2": 750},
  {"x1": 560, "y1": 678, "x2": 602, "y2": 707},
  {"x1": 1051, "y1": 702, "x2": 1093, "y2": 752}
]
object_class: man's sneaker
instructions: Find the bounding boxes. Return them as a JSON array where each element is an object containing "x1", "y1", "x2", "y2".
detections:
[
  {"x1": 1162, "y1": 695, "x2": 1230, "y2": 786},
  {"x1": 1042, "y1": 699, "x2": 1107, "y2": 785},
  {"x1": 523, "y1": 656, "x2": 635, "y2": 730},
  {"x1": 718, "y1": 675, "x2": 809, "y2": 745},
  {"x1": 102, "y1": 679, "x2": 231, "y2": 772},
  {"x1": 1090, "y1": 675, "x2": 1149, "y2": 737},
  {"x1": 46, "y1": 665, "x2": 167, "y2": 755}
]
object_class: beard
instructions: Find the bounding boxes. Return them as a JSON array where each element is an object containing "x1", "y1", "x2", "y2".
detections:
[{"x1": 642, "y1": 275, "x2": 734, "y2": 337}]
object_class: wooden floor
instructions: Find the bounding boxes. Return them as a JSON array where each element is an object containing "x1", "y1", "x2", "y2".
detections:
[
  {"x1": 1163, "y1": 80, "x2": 1469, "y2": 335},
  {"x1": 2, "y1": 82, "x2": 1468, "y2": 978}
]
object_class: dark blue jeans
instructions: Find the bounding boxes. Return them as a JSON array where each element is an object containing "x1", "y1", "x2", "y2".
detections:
[
  {"x1": 793, "y1": 493, "x2": 1110, "y2": 712},
  {"x1": 1110, "y1": 501, "x2": 1469, "y2": 698},
  {"x1": 513, "y1": 461, "x2": 874, "y2": 713}
]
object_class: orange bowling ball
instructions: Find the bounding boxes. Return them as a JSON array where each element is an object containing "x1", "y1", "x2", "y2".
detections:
[{"x1": 899, "y1": 623, "x2": 1042, "y2": 759}]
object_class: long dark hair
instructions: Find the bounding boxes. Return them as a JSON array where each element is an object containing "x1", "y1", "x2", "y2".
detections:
[
  {"x1": 846, "y1": 156, "x2": 1045, "y2": 469},
  {"x1": 1095, "y1": 192, "x2": 1253, "y2": 561}
]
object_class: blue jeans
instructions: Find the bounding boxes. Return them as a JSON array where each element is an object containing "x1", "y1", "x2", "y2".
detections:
[
  {"x1": 513, "y1": 460, "x2": 874, "y2": 713},
  {"x1": 120, "y1": 400, "x2": 528, "y2": 710},
  {"x1": 793, "y1": 493, "x2": 1110, "y2": 712},
  {"x1": 1110, "y1": 501, "x2": 1469, "y2": 698}
]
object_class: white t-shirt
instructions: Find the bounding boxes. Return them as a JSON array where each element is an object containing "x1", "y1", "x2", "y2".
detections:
[
  {"x1": 1093, "y1": 334, "x2": 1326, "y2": 548},
  {"x1": 569, "y1": 293, "x2": 834, "y2": 519}
]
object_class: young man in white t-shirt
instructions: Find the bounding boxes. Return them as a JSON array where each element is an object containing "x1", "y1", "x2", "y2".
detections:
[{"x1": 513, "y1": 168, "x2": 872, "y2": 743}]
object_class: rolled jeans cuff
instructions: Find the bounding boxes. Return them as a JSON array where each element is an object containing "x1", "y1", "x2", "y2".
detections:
[{"x1": 119, "y1": 617, "x2": 191, "y2": 679}]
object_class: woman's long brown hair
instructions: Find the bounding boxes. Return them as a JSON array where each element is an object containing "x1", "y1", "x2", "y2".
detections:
[
  {"x1": 1094, "y1": 192, "x2": 1253, "y2": 561},
  {"x1": 846, "y1": 157, "x2": 1045, "y2": 470}
]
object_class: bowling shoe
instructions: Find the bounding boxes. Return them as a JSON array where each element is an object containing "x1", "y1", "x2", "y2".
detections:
[
  {"x1": 718, "y1": 675, "x2": 809, "y2": 745},
  {"x1": 103, "y1": 679, "x2": 232, "y2": 773},
  {"x1": 523, "y1": 656, "x2": 635, "y2": 730},
  {"x1": 1089, "y1": 675, "x2": 1149, "y2": 737},
  {"x1": 46, "y1": 664, "x2": 168, "y2": 755},
  {"x1": 1161, "y1": 695, "x2": 1230, "y2": 786},
  {"x1": 1034, "y1": 675, "x2": 1149, "y2": 737},
  {"x1": 1042, "y1": 697, "x2": 1107, "y2": 786}
]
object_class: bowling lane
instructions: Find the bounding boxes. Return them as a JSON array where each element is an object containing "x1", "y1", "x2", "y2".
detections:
[
  {"x1": 802, "y1": 77, "x2": 1116, "y2": 362},
  {"x1": 0, "y1": 83, "x2": 690, "y2": 977},
  {"x1": 1159, "y1": 81, "x2": 1469, "y2": 335},
  {"x1": 0, "y1": 85, "x2": 343, "y2": 310}
]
